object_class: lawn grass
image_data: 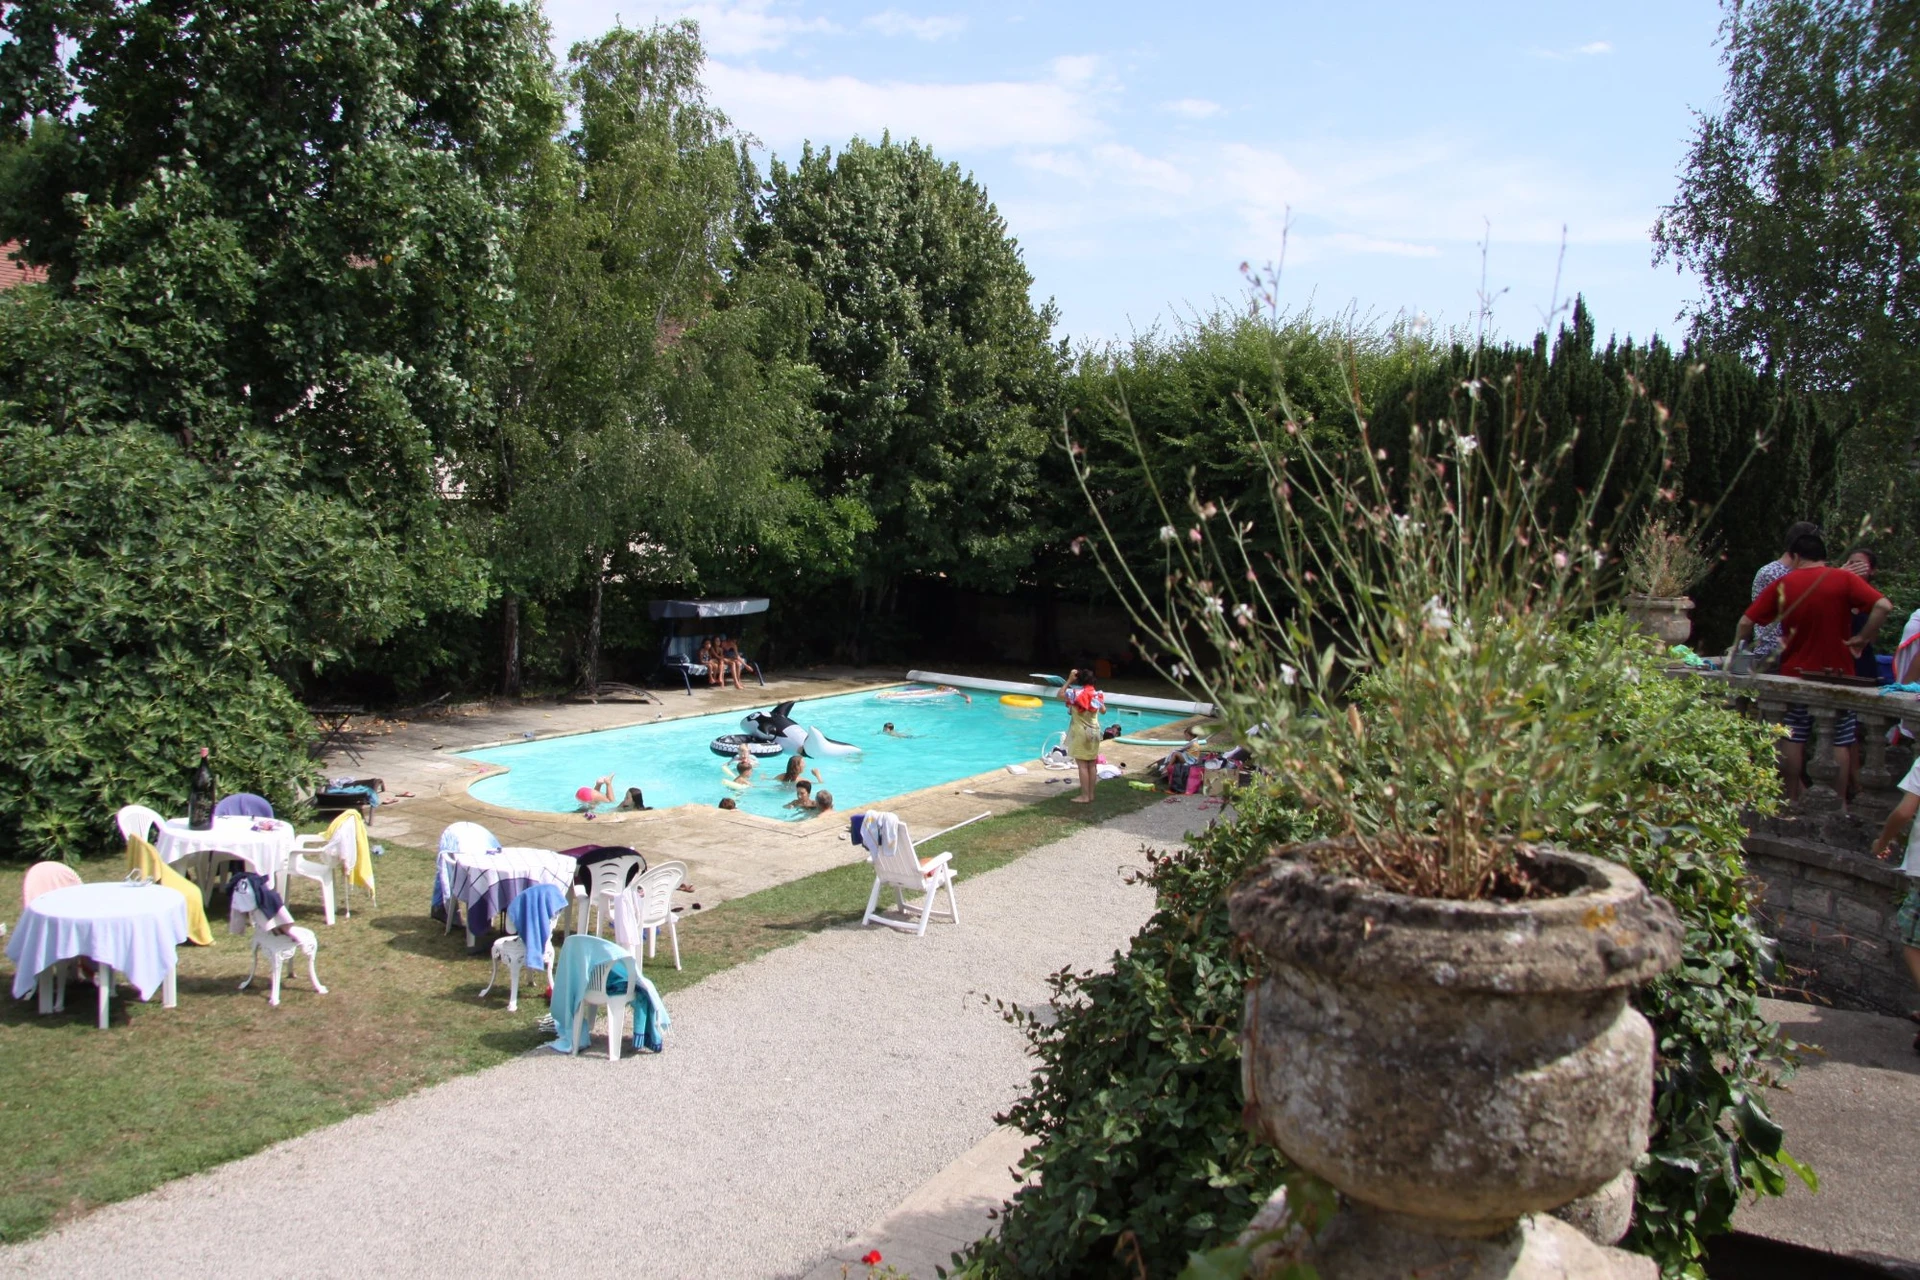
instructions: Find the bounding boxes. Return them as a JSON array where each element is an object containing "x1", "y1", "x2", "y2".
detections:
[{"x1": 0, "y1": 779, "x2": 1165, "y2": 1242}]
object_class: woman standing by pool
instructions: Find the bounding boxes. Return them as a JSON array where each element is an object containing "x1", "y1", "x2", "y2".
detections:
[{"x1": 1057, "y1": 670, "x2": 1105, "y2": 804}]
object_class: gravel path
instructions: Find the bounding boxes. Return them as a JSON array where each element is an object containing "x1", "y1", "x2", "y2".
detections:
[{"x1": 1, "y1": 799, "x2": 1209, "y2": 1279}]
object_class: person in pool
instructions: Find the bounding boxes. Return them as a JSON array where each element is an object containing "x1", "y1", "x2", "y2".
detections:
[
  {"x1": 729, "y1": 745, "x2": 757, "y2": 785},
  {"x1": 576, "y1": 774, "x2": 615, "y2": 818},
  {"x1": 784, "y1": 779, "x2": 816, "y2": 810},
  {"x1": 809, "y1": 790, "x2": 834, "y2": 817},
  {"x1": 776, "y1": 755, "x2": 822, "y2": 786},
  {"x1": 718, "y1": 797, "x2": 738, "y2": 810},
  {"x1": 882, "y1": 722, "x2": 915, "y2": 738}
]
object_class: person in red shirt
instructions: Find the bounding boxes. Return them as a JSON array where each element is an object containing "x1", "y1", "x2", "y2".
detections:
[{"x1": 1734, "y1": 530, "x2": 1891, "y2": 806}]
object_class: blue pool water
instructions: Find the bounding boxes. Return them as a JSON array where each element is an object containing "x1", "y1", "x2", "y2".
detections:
[{"x1": 461, "y1": 687, "x2": 1180, "y2": 820}]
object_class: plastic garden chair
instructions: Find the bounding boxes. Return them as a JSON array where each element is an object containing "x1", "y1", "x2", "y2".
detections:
[
  {"x1": 286, "y1": 814, "x2": 363, "y2": 924},
  {"x1": 114, "y1": 804, "x2": 166, "y2": 846},
  {"x1": 575, "y1": 852, "x2": 646, "y2": 938},
  {"x1": 631, "y1": 861, "x2": 687, "y2": 970},
  {"x1": 860, "y1": 812, "x2": 960, "y2": 936},
  {"x1": 22, "y1": 860, "x2": 81, "y2": 907},
  {"x1": 212, "y1": 793, "x2": 274, "y2": 819},
  {"x1": 572, "y1": 954, "x2": 643, "y2": 1061}
]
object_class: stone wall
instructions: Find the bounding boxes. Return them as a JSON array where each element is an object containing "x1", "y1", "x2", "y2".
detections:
[{"x1": 1745, "y1": 831, "x2": 1914, "y2": 1015}]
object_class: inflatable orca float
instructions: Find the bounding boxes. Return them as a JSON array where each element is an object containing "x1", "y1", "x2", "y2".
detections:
[{"x1": 711, "y1": 701, "x2": 862, "y2": 758}]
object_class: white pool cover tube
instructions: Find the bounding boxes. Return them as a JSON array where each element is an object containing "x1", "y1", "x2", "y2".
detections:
[{"x1": 905, "y1": 670, "x2": 1215, "y2": 717}]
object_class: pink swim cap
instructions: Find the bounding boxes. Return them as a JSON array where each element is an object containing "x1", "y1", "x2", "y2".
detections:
[{"x1": 575, "y1": 786, "x2": 597, "y2": 803}]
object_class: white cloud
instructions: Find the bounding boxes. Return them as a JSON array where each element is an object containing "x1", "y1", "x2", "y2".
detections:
[
  {"x1": 1164, "y1": 98, "x2": 1222, "y2": 119},
  {"x1": 708, "y1": 59, "x2": 1105, "y2": 152},
  {"x1": 1531, "y1": 39, "x2": 1615, "y2": 61},
  {"x1": 863, "y1": 10, "x2": 965, "y2": 41},
  {"x1": 543, "y1": 1, "x2": 835, "y2": 58}
]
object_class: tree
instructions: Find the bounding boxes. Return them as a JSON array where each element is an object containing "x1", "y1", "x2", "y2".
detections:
[
  {"x1": 0, "y1": 0, "x2": 558, "y2": 551},
  {"x1": 0, "y1": 0, "x2": 555, "y2": 852},
  {"x1": 1654, "y1": 0, "x2": 1920, "y2": 418},
  {"x1": 744, "y1": 136, "x2": 1060, "y2": 656},
  {"x1": 470, "y1": 22, "x2": 824, "y2": 693}
]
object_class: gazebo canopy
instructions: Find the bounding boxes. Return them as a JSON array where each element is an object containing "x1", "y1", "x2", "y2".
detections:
[{"x1": 646, "y1": 597, "x2": 770, "y2": 620}]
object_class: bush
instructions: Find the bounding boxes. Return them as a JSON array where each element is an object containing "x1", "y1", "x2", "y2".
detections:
[
  {"x1": 961, "y1": 622, "x2": 1798, "y2": 1280},
  {"x1": 0, "y1": 422, "x2": 406, "y2": 860}
]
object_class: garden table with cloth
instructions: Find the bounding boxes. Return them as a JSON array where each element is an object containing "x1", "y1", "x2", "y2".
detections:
[
  {"x1": 446, "y1": 847, "x2": 577, "y2": 947},
  {"x1": 7, "y1": 881, "x2": 189, "y2": 1029},
  {"x1": 154, "y1": 815, "x2": 296, "y2": 901}
]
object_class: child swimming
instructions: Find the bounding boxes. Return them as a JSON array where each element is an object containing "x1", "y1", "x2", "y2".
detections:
[
  {"x1": 881, "y1": 722, "x2": 915, "y2": 738},
  {"x1": 575, "y1": 774, "x2": 615, "y2": 818}
]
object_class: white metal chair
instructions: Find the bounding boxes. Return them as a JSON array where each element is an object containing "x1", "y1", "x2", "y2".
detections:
[
  {"x1": 574, "y1": 852, "x2": 646, "y2": 938},
  {"x1": 860, "y1": 814, "x2": 960, "y2": 936},
  {"x1": 286, "y1": 815, "x2": 362, "y2": 924},
  {"x1": 233, "y1": 881, "x2": 326, "y2": 1007},
  {"x1": 631, "y1": 861, "x2": 686, "y2": 970},
  {"x1": 570, "y1": 955, "x2": 643, "y2": 1061},
  {"x1": 480, "y1": 933, "x2": 554, "y2": 1012}
]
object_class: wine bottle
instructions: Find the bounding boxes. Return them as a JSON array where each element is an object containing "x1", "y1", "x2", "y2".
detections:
[{"x1": 188, "y1": 747, "x2": 215, "y2": 830}]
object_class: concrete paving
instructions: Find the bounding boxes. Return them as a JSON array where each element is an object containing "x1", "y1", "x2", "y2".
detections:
[
  {"x1": 1736, "y1": 997, "x2": 1920, "y2": 1267},
  {"x1": 340, "y1": 670, "x2": 1205, "y2": 911},
  {"x1": 0, "y1": 798, "x2": 1211, "y2": 1279}
]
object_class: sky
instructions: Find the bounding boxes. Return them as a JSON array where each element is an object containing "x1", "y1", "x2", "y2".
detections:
[{"x1": 540, "y1": 0, "x2": 1731, "y2": 348}]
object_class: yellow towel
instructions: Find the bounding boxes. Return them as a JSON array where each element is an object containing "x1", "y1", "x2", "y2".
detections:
[
  {"x1": 325, "y1": 809, "x2": 376, "y2": 897},
  {"x1": 125, "y1": 835, "x2": 214, "y2": 946}
]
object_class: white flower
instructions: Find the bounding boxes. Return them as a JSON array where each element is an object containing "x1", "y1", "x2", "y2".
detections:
[
  {"x1": 1203, "y1": 595, "x2": 1225, "y2": 615},
  {"x1": 1159, "y1": 525, "x2": 1177, "y2": 543},
  {"x1": 1233, "y1": 602, "x2": 1256, "y2": 625},
  {"x1": 1170, "y1": 662, "x2": 1191, "y2": 679},
  {"x1": 1423, "y1": 595, "x2": 1453, "y2": 634},
  {"x1": 1279, "y1": 662, "x2": 1298, "y2": 686},
  {"x1": 1552, "y1": 551, "x2": 1569, "y2": 570},
  {"x1": 1457, "y1": 433, "x2": 1479, "y2": 455}
]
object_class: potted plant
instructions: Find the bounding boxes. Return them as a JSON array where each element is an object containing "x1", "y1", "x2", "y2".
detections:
[
  {"x1": 1076, "y1": 383, "x2": 1685, "y2": 1275},
  {"x1": 1621, "y1": 515, "x2": 1715, "y2": 644}
]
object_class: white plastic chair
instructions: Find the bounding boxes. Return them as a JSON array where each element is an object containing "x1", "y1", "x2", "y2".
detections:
[
  {"x1": 861, "y1": 815, "x2": 960, "y2": 936},
  {"x1": 114, "y1": 804, "x2": 166, "y2": 845},
  {"x1": 233, "y1": 880, "x2": 326, "y2": 1006},
  {"x1": 22, "y1": 861, "x2": 82, "y2": 1012},
  {"x1": 570, "y1": 955, "x2": 643, "y2": 1061},
  {"x1": 286, "y1": 817, "x2": 361, "y2": 925},
  {"x1": 574, "y1": 853, "x2": 646, "y2": 938},
  {"x1": 631, "y1": 861, "x2": 686, "y2": 970}
]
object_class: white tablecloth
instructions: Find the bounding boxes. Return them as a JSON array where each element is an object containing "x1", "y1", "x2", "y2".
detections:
[
  {"x1": 8, "y1": 882, "x2": 190, "y2": 1001},
  {"x1": 155, "y1": 815, "x2": 295, "y2": 882},
  {"x1": 446, "y1": 847, "x2": 576, "y2": 930}
]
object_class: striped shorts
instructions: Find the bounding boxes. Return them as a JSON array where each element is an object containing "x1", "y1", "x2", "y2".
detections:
[{"x1": 1781, "y1": 704, "x2": 1857, "y2": 746}]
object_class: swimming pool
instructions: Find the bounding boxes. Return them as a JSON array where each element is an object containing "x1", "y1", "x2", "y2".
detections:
[{"x1": 460, "y1": 687, "x2": 1181, "y2": 820}]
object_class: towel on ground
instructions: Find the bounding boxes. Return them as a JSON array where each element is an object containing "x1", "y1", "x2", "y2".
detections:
[
  {"x1": 125, "y1": 835, "x2": 214, "y2": 946},
  {"x1": 547, "y1": 933, "x2": 670, "y2": 1054},
  {"x1": 505, "y1": 882, "x2": 567, "y2": 973}
]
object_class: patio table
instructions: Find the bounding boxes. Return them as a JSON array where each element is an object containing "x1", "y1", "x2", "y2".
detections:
[
  {"x1": 446, "y1": 847, "x2": 576, "y2": 947},
  {"x1": 155, "y1": 815, "x2": 294, "y2": 881},
  {"x1": 7, "y1": 881, "x2": 188, "y2": 1028}
]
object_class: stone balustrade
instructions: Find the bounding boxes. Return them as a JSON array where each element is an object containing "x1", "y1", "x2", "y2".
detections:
[{"x1": 1682, "y1": 669, "x2": 1918, "y2": 1014}]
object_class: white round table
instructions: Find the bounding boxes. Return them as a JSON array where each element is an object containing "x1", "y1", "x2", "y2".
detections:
[
  {"x1": 7, "y1": 882, "x2": 190, "y2": 1028},
  {"x1": 155, "y1": 815, "x2": 295, "y2": 884}
]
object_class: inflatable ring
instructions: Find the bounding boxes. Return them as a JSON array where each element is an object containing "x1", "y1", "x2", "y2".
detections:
[
  {"x1": 1000, "y1": 694, "x2": 1044, "y2": 708},
  {"x1": 711, "y1": 732, "x2": 784, "y2": 758}
]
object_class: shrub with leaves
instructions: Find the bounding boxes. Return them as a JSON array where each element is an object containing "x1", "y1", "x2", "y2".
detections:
[
  {"x1": 0, "y1": 422, "x2": 407, "y2": 860},
  {"x1": 953, "y1": 791, "x2": 1319, "y2": 1279}
]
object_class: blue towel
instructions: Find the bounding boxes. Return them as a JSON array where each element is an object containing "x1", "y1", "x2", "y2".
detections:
[
  {"x1": 547, "y1": 934, "x2": 670, "y2": 1054},
  {"x1": 505, "y1": 883, "x2": 566, "y2": 973},
  {"x1": 1882, "y1": 683, "x2": 1920, "y2": 695}
]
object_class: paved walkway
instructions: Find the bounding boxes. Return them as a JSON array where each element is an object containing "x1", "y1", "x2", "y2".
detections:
[
  {"x1": 0, "y1": 799, "x2": 1209, "y2": 1279},
  {"x1": 1737, "y1": 997, "x2": 1920, "y2": 1267}
]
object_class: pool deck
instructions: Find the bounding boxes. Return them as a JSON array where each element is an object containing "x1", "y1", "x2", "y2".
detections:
[{"x1": 327, "y1": 668, "x2": 1206, "y2": 908}]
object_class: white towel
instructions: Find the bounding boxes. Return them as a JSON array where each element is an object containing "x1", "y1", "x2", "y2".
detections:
[{"x1": 612, "y1": 886, "x2": 645, "y2": 952}]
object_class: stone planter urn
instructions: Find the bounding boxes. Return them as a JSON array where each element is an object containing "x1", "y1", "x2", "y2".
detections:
[
  {"x1": 1622, "y1": 593, "x2": 1694, "y2": 645},
  {"x1": 1230, "y1": 843, "x2": 1682, "y2": 1279}
]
